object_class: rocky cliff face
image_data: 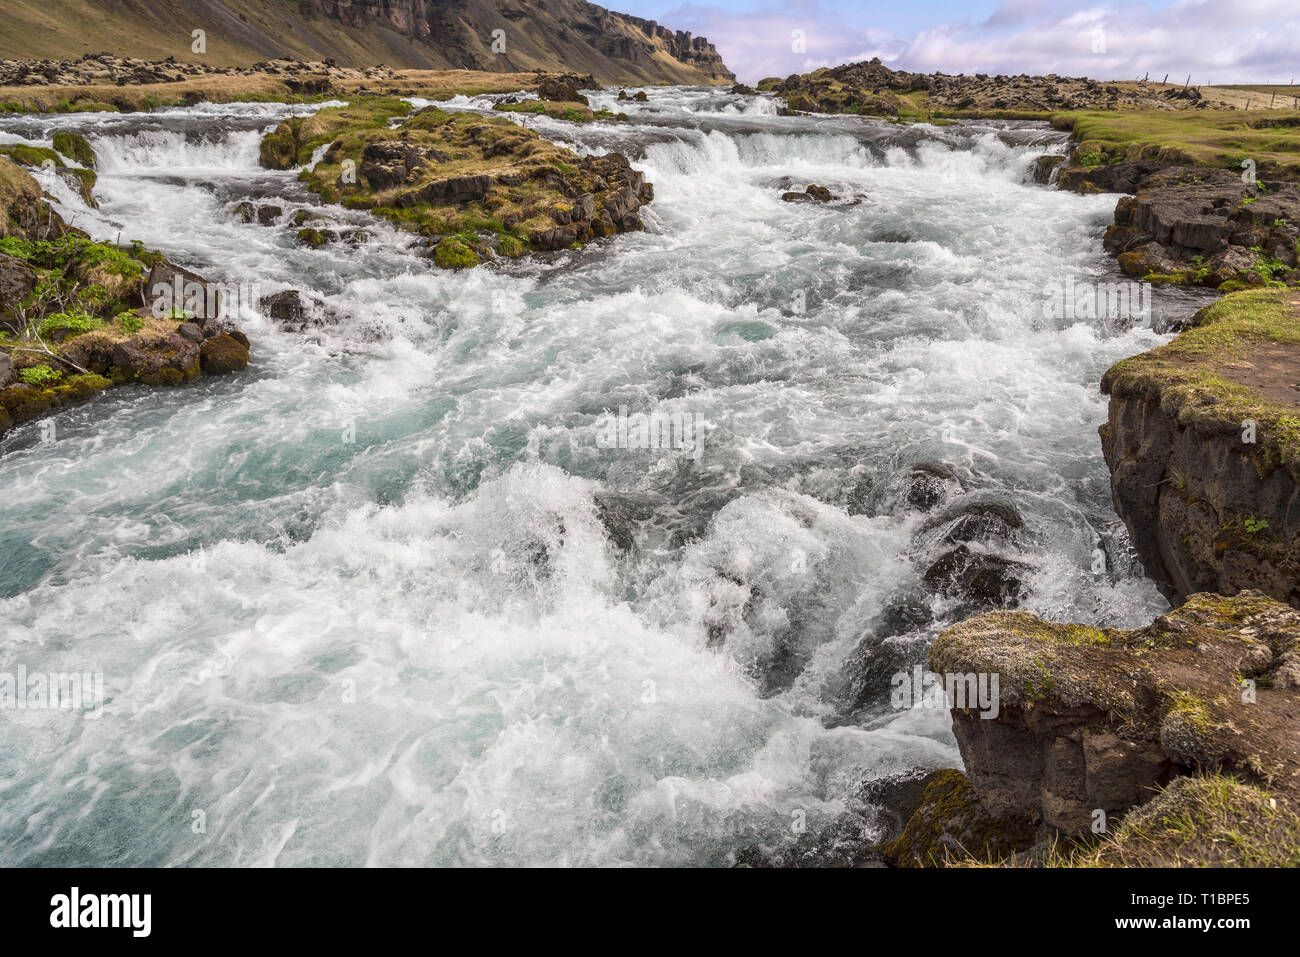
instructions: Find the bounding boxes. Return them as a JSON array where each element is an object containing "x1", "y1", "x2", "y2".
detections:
[
  {"x1": 1100, "y1": 289, "x2": 1300, "y2": 606},
  {"x1": 883, "y1": 591, "x2": 1300, "y2": 866},
  {"x1": 0, "y1": 0, "x2": 732, "y2": 85},
  {"x1": 1075, "y1": 165, "x2": 1300, "y2": 289},
  {"x1": 316, "y1": 0, "x2": 733, "y2": 83}
]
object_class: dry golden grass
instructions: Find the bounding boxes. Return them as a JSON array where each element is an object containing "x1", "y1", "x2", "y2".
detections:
[{"x1": 0, "y1": 69, "x2": 545, "y2": 113}]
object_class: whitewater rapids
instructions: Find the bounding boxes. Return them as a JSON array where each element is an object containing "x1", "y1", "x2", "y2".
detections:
[{"x1": 0, "y1": 88, "x2": 1203, "y2": 865}]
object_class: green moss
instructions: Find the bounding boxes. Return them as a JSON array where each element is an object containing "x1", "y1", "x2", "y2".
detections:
[
  {"x1": 259, "y1": 97, "x2": 413, "y2": 170},
  {"x1": 1024, "y1": 655, "x2": 1057, "y2": 700},
  {"x1": 0, "y1": 144, "x2": 65, "y2": 169},
  {"x1": 1055, "y1": 624, "x2": 1115, "y2": 646},
  {"x1": 880, "y1": 769, "x2": 1038, "y2": 867},
  {"x1": 497, "y1": 234, "x2": 526, "y2": 258},
  {"x1": 1101, "y1": 288, "x2": 1300, "y2": 476},
  {"x1": 433, "y1": 237, "x2": 480, "y2": 270},
  {"x1": 1065, "y1": 774, "x2": 1300, "y2": 867},
  {"x1": 51, "y1": 132, "x2": 95, "y2": 169},
  {"x1": 1142, "y1": 271, "x2": 1189, "y2": 286}
]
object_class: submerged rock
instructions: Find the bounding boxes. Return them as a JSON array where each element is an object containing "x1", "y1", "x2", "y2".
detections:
[
  {"x1": 923, "y1": 544, "x2": 1029, "y2": 607},
  {"x1": 901, "y1": 462, "x2": 963, "y2": 511},
  {"x1": 782, "y1": 184, "x2": 833, "y2": 203}
]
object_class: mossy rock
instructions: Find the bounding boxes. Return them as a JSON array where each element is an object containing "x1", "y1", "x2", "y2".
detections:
[
  {"x1": 879, "y1": 769, "x2": 1038, "y2": 867},
  {"x1": 497, "y1": 234, "x2": 527, "y2": 258},
  {"x1": 0, "y1": 144, "x2": 64, "y2": 170},
  {"x1": 1068, "y1": 774, "x2": 1300, "y2": 867},
  {"x1": 0, "y1": 372, "x2": 111, "y2": 426},
  {"x1": 433, "y1": 237, "x2": 480, "y2": 269},
  {"x1": 259, "y1": 131, "x2": 299, "y2": 171},
  {"x1": 1143, "y1": 271, "x2": 1189, "y2": 286},
  {"x1": 52, "y1": 132, "x2": 96, "y2": 169}
]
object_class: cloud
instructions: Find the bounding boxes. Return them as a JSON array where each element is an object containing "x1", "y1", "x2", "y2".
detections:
[{"x1": 656, "y1": 0, "x2": 1300, "y2": 85}]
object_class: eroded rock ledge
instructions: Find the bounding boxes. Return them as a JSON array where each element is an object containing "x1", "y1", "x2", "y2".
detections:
[
  {"x1": 883, "y1": 592, "x2": 1300, "y2": 866},
  {"x1": 1100, "y1": 288, "x2": 1300, "y2": 605}
]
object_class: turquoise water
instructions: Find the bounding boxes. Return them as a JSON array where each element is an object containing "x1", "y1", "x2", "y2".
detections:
[{"x1": 0, "y1": 89, "x2": 1184, "y2": 865}]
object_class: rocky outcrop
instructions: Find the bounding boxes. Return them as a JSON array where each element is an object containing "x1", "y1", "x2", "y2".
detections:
[
  {"x1": 0, "y1": 156, "x2": 254, "y2": 441},
  {"x1": 536, "y1": 73, "x2": 594, "y2": 105},
  {"x1": 1100, "y1": 289, "x2": 1300, "y2": 605},
  {"x1": 0, "y1": 1, "x2": 733, "y2": 85},
  {"x1": 278, "y1": 100, "x2": 654, "y2": 266},
  {"x1": 1094, "y1": 167, "x2": 1300, "y2": 288},
  {"x1": 893, "y1": 591, "x2": 1300, "y2": 865},
  {"x1": 0, "y1": 52, "x2": 395, "y2": 92},
  {"x1": 763, "y1": 58, "x2": 1213, "y2": 116}
]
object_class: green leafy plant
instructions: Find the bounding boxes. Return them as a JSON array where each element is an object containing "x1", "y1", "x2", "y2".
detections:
[
  {"x1": 1250, "y1": 247, "x2": 1288, "y2": 286},
  {"x1": 1242, "y1": 516, "x2": 1270, "y2": 536},
  {"x1": 18, "y1": 365, "x2": 61, "y2": 388},
  {"x1": 117, "y1": 311, "x2": 144, "y2": 335},
  {"x1": 36, "y1": 311, "x2": 101, "y2": 339}
]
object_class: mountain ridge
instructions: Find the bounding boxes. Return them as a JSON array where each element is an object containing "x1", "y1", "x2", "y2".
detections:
[{"x1": 0, "y1": 0, "x2": 733, "y2": 86}]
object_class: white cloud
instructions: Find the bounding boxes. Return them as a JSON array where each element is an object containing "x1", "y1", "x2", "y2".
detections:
[{"x1": 658, "y1": 0, "x2": 1300, "y2": 85}]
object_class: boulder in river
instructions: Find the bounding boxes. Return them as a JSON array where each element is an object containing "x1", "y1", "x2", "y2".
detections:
[
  {"x1": 782, "y1": 184, "x2": 833, "y2": 203},
  {"x1": 200, "y1": 334, "x2": 250, "y2": 375},
  {"x1": 111, "y1": 330, "x2": 200, "y2": 386},
  {"x1": 923, "y1": 544, "x2": 1029, "y2": 608}
]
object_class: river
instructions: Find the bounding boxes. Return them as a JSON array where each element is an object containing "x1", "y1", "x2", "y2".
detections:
[{"x1": 0, "y1": 87, "x2": 1205, "y2": 865}]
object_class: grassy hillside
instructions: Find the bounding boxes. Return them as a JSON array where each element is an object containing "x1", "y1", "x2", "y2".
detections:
[{"x1": 1055, "y1": 109, "x2": 1300, "y2": 180}]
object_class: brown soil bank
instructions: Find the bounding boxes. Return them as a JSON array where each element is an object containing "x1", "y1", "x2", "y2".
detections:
[
  {"x1": 0, "y1": 0, "x2": 731, "y2": 85},
  {"x1": 1100, "y1": 289, "x2": 1300, "y2": 606},
  {"x1": 881, "y1": 592, "x2": 1300, "y2": 867}
]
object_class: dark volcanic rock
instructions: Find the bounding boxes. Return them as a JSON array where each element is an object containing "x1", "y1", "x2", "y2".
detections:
[
  {"x1": 926, "y1": 593, "x2": 1300, "y2": 846},
  {"x1": 111, "y1": 330, "x2": 200, "y2": 386},
  {"x1": 923, "y1": 544, "x2": 1029, "y2": 608},
  {"x1": 199, "y1": 333, "x2": 250, "y2": 375}
]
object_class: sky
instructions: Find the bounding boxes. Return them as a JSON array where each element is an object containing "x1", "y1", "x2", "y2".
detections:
[{"x1": 611, "y1": 0, "x2": 1300, "y2": 85}]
